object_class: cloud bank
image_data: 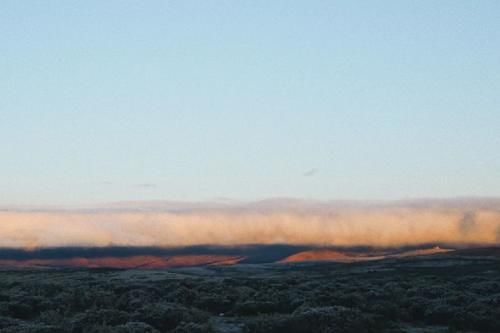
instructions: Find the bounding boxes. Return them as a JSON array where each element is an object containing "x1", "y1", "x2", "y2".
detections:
[{"x1": 1, "y1": 198, "x2": 500, "y2": 249}]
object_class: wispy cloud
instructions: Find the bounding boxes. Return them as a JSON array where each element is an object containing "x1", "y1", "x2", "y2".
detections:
[
  {"x1": 134, "y1": 183, "x2": 157, "y2": 189},
  {"x1": 303, "y1": 168, "x2": 319, "y2": 177},
  {"x1": 95, "y1": 181, "x2": 113, "y2": 186}
]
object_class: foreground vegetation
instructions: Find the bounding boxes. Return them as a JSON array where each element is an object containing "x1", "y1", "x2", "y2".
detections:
[{"x1": 0, "y1": 249, "x2": 499, "y2": 333}]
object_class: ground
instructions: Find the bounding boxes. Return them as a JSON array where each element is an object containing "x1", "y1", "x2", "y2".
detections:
[{"x1": 0, "y1": 248, "x2": 499, "y2": 333}]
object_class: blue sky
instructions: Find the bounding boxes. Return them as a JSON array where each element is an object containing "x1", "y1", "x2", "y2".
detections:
[{"x1": 1, "y1": 1, "x2": 499, "y2": 205}]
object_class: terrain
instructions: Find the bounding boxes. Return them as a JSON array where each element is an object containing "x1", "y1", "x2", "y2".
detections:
[
  {"x1": 0, "y1": 244, "x2": 454, "y2": 269},
  {"x1": 0, "y1": 247, "x2": 499, "y2": 332}
]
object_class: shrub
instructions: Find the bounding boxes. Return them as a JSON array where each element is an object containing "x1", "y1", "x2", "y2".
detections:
[
  {"x1": 172, "y1": 321, "x2": 211, "y2": 333},
  {"x1": 132, "y1": 303, "x2": 208, "y2": 331},
  {"x1": 112, "y1": 321, "x2": 161, "y2": 333},
  {"x1": 71, "y1": 309, "x2": 129, "y2": 333},
  {"x1": 248, "y1": 306, "x2": 378, "y2": 333}
]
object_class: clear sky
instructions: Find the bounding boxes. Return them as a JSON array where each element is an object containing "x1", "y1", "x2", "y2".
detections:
[{"x1": 1, "y1": 1, "x2": 499, "y2": 205}]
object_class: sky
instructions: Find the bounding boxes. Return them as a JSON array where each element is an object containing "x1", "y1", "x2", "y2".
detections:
[{"x1": 1, "y1": 1, "x2": 500, "y2": 206}]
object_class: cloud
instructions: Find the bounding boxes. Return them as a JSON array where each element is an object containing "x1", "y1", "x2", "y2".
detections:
[
  {"x1": 459, "y1": 211, "x2": 477, "y2": 236},
  {"x1": 134, "y1": 183, "x2": 157, "y2": 189},
  {"x1": 1, "y1": 198, "x2": 500, "y2": 249},
  {"x1": 303, "y1": 169, "x2": 319, "y2": 177}
]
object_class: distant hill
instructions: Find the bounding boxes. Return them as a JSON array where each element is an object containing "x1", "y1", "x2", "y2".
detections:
[{"x1": 0, "y1": 244, "x2": 473, "y2": 269}]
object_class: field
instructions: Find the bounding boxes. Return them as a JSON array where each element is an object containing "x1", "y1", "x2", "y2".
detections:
[{"x1": 0, "y1": 248, "x2": 499, "y2": 333}]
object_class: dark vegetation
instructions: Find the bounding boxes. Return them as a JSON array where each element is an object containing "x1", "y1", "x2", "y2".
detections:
[{"x1": 0, "y1": 249, "x2": 499, "y2": 333}]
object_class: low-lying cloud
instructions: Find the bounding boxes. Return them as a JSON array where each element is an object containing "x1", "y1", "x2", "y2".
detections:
[{"x1": 1, "y1": 198, "x2": 500, "y2": 249}]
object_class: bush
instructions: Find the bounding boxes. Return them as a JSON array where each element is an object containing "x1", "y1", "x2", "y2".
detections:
[
  {"x1": 132, "y1": 303, "x2": 208, "y2": 331},
  {"x1": 172, "y1": 322, "x2": 211, "y2": 333},
  {"x1": 112, "y1": 322, "x2": 160, "y2": 333},
  {"x1": 248, "y1": 306, "x2": 378, "y2": 333},
  {"x1": 1, "y1": 323, "x2": 68, "y2": 333},
  {"x1": 71, "y1": 309, "x2": 129, "y2": 333}
]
